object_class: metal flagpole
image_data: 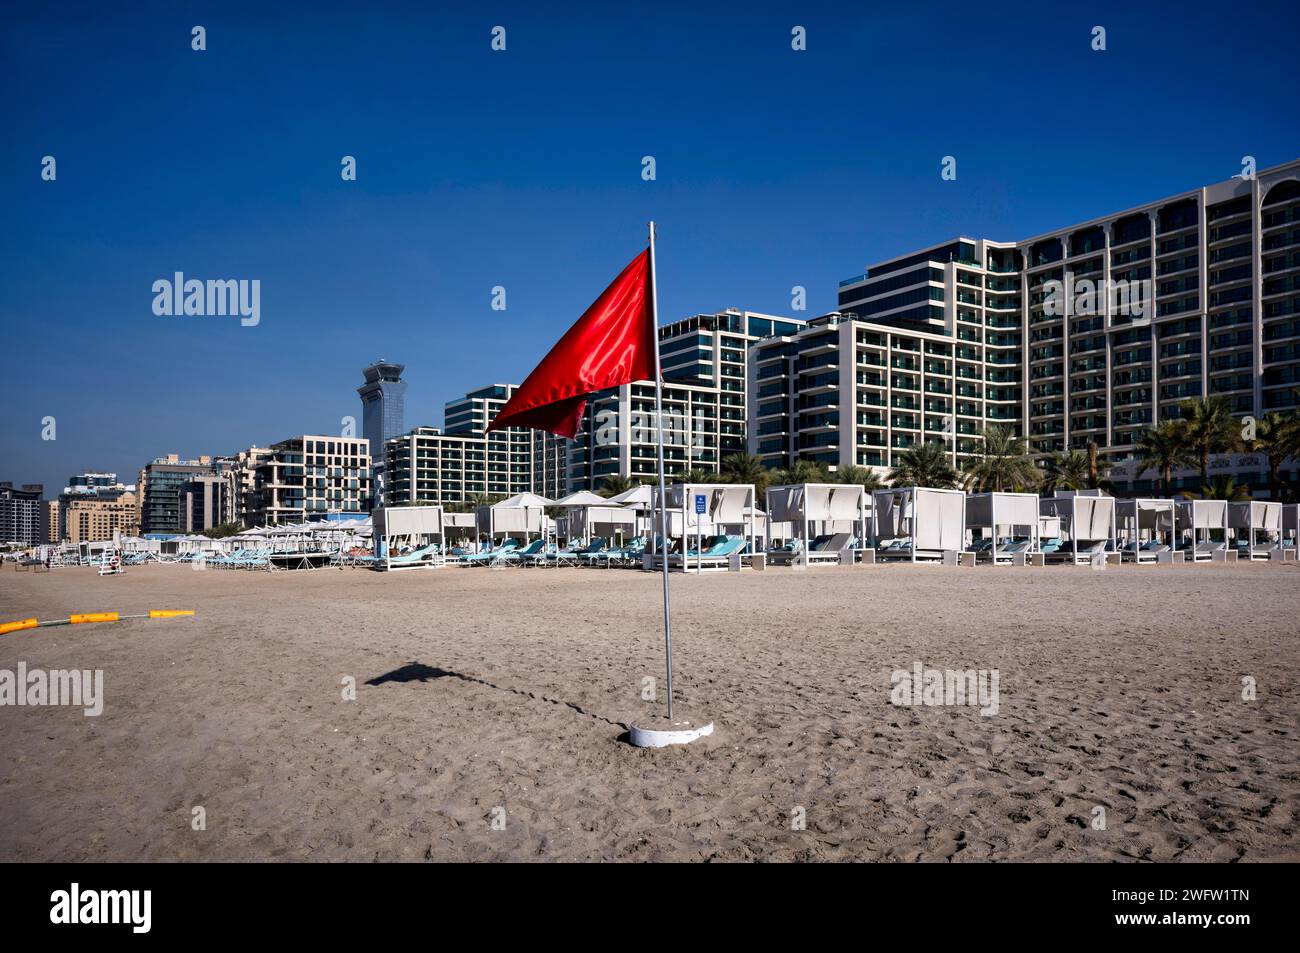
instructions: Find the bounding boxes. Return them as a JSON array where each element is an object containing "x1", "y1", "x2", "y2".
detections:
[{"x1": 648, "y1": 220, "x2": 674, "y2": 721}]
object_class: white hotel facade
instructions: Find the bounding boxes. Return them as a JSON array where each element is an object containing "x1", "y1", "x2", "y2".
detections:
[{"x1": 750, "y1": 159, "x2": 1300, "y2": 494}]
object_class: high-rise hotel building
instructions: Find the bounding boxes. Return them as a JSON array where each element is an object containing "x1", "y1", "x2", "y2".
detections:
[
  {"x1": 562, "y1": 310, "x2": 805, "y2": 490},
  {"x1": 244, "y1": 436, "x2": 372, "y2": 525},
  {"x1": 357, "y1": 361, "x2": 407, "y2": 505},
  {"x1": 752, "y1": 159, "x2": 1300, "y2": 490}
]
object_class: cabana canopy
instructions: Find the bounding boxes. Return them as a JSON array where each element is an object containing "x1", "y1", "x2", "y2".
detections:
[
  {"x1": 965, "y1": 492, "x2": 1040, "y2": 531},
  {"x1": 561, "y1": 505, "x2": 636, "y2": 541},
  {"x1": 477, "y1": 493, "x2": 552, "y2": 539},
  {"x1": 496, "y1": 492, "x2": 554, "y2": 508},
  {"x1": 873, "y1": 486, "x2": 966, "y2": 557},
  {"x1": 1116, "y1": 498, "x2": 1177, "y2": 533},
  {"x1": 606, "y1": 485, "x2": 654, "y2": 508},
  {"x1": 766, "y1": 483, "x2": 869, "y2": 563},
  {"x1": 1228, "y1": 501, "x2": 1282, "y2": 532},
  {"x1": 650, "y1": 483, "x2": 758, "y2": 566},
  {"x1": 373, "y1": 505, "x2": 444, "y2": 538},
  {"x1": 554, "y1": 490, "x2": 608, "y2": 507},
  {"x1": 1039, "y1": 492, "x2": 1116, "y2": 561},
  {"x1": 1176, "y1": 498, "x2": 1227, "y2": 530},
  {"x1": 965, "y1": 491, "x2": 1041, "y2": 562},
  {"x1": 766, "y1": 483, "x2": 870, "y2": 525}
]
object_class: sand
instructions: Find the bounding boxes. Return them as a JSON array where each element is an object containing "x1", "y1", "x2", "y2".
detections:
[{"x1": 0, "y1": 559, "x2": 1297, "y2": 862}]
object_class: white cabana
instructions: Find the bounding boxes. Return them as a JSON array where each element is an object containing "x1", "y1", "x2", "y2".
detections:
[
  {"x1": 765, "y1": 483, "x2": 869, "y2": 567},
  {"x1": 965, "y1": 492, "x2": 1041, "y2": 565},
  {"x1": 1039, "y1": 492, "x2": 1117, "y2": 565},
  {"x1": 607, "y1": 484, "x2": 654, "y2": 507},
  {"x1": 873, "y1": 487, "x2": 967, "y2": 563},
  {"x1": 1284, "y1": 504, "x2": 1299, "y2": 550},
  {"x1": 1175, "y1": 499, "x2": 1231, "y2": 562},
  {"x1": 648, "y1": 483, "x2": 757, "y2": 572},
  {"x1": 1115, "y1": 499, "x2": 1180, "y2": 564},
  {"x1": 372, "y1": 505, "x2": 445, "y2": 570},
  {"x1": 477, "y1": 492, "x2": 552, "y2": 542},
  {"x1": 606, "y1": 484, "x2": 656, "y2": 535},
  {"x1": 439, "y1": 511, "x2": 478, "y2": 550},
  {"x1": 1228, "y1": 500, "x2": 1283, "y2": 560},
  {"x1": 554, "y1": 491, "x2": 636, "y2": 544}
]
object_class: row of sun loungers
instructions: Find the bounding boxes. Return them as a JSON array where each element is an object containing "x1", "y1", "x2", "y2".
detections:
[{"x1": 448, "y1": 537, "x2": 651, "y2": 569}]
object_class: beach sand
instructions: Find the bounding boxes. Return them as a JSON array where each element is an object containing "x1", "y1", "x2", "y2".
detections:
[{"x1": 1, "y1": 560, "x2": 1297, "y2": 862}]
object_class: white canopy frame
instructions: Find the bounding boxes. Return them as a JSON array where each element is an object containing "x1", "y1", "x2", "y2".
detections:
[
  {"x1": 477, "y1": 492, "x2": 553, "y2": 544},
  {"x1": 1228, "y1": 500, "x2": 1283, "y2": 560},
  {"x1": 873, "y1": 487, "x2": 967, "y2": 563},
  {"x1": 1115, "y1": 498, "x2": 1178, "y2": 563},
  {"x1": 554, "y1": 491, "x2": 636, "y2": 546},
  {"x1": 1039, "y1": 492, "x2": 1117, "y2": 565},
  {"x1": 1175, "y1": 499, "x2": 1229, "y2": 562},
  {"x1": 373, "y1": 505, "x2": 446, "y2": 570},
  {"x1": 965, "y1": 492, "x2": 1041, "y2": 565},
  {"x1": 766, "y1": 483, "x2": 870, "y2": 567},
  {"x1": 649, "y1": 482, "x2": 757, "y2": 573}
]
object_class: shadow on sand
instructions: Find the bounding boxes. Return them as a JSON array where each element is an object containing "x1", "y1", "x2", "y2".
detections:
[{"x1": 366, "y1": 662, "x2": 630, "y2": 734}]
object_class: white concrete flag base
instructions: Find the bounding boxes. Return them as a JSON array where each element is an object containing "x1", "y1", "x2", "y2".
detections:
[{"x1": 629, "y1": 718, "x2": 714, "y2": 748}]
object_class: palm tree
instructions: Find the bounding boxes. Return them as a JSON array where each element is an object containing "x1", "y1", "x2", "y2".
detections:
[
  {"x1": 1247, "y1": 411, "x2": 1300, "y2": 502},
  {"x1": 834, "y1": 464, "x2": 883, "y2": 493},
  {"x1": 962, "y1": 425, "x2": 1039, "y2": 492},
  {"x1": 1134, "y1": 421, "x2": 1194, "y2": 497},
  {"x1": 719, "y1": 453, "x2": 771, "y2": 493},
  {"x1": 773, "y1": 458, "x2": 830, "y2": 486},
  {"x1": 680, "y1": 467, "x2": 716, "y2": 484},
  {"x1": 1039, "y1": 450, "x2": 1092, "y2": 494},
  {"x1": 597, "y1": 474, "x2": 633, "y2": 498},
  {"x1": 1177, "y1": 396, "x2": 1241, "y2": 483},
  {"x1": 1193, "y1": 474, "x2": 1252, "y2": 502},
  {"x1": 887, "y1": 441, "x2": 959, "y2": 488}
]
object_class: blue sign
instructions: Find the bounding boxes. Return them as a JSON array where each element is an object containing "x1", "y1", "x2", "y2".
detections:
[{"x1": 694, "y1": 494, "x2": 706, "y2": 515}]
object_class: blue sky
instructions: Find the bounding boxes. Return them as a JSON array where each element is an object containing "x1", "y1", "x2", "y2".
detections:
[{"x1": 2, "y1": 0, "x2": 1298, "y2": 494}]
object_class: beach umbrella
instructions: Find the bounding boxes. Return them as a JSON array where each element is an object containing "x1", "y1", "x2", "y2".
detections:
[
  {"x1": 607, "y1": 484, "x2": 654, "y2": 508},
  {"x1": 553, "y1": 490, "x2": 607, "y2": 507}
]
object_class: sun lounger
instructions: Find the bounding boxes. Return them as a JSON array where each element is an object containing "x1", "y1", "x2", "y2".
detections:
[
  {"x1": 459, "y1": 539, "x2": 520, "y2": 566},
  {"x1": 493, "y1": 539, "x2": 547, "y2": 567},
  {"x1": 665, "y1": 535, "x2": 750, "y2": 570},
  {"x1": 552, "y1": 538, "x2": 606, "y2": 567},
  {"x1": 806, "y1": 533, "x2": 853, "y2": 563}
]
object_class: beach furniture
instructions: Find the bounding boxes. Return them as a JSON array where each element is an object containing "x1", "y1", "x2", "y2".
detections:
[
  {"x1": 1228, "y1": 501, "x2": 1284, "y2": 561},
  {"x1": 1116, "y1": 499, "x2": 1178, "y2": 564},
  {"x1": 493, "y1": 538, "x2": 547, "y2": 568},
  {"x1": 872, "y1": 487, "x2": 967, "y2": 563},
  {"x1": 647, "y1": 483, "x2": 758, "y2": 573},
  {"x1": 583, "y1": 536, "x2": 645, "y2": 568},
  {"x1": 460, "y1": 538, "x2": 520, "y2": 565},
  {"x1": 965, "y1": 492, "x2": 1041, "y2": 565},
  {"x1": 1175, "y1": 499, "x2": 1231, "y2": 562},
  {"x1": 1039, "y1": 492, "x2": 1117, "y2": 565},
  {"x1": 554, "y1": 491, "x2": 636, "y2": 550},
  {"x1": 372, "y1": 506, "x2": 448, "y2": 570},
  {"x1": 562, "y1": 537, "x2": 608, "y2": 567},
  {"x1": 476, "y1": 493, "x2": 553, "y2": 549},
  {"x1": 765, "y1": 483, "x2": 870, "y2": 568}
]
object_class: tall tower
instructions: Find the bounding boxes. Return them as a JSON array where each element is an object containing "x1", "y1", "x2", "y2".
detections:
[{"x1": 358, "y1": 361, "x2": 407, "y2": 506}]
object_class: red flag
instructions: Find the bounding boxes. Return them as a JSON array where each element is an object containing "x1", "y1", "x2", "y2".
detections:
[{"x1": 487, "y1": 249, "x2": 655, "y2": 438}]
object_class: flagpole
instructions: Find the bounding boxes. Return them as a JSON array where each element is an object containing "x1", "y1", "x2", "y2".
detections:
[{"x1": 648, "y1": 220, "x2": 674, "y2": 722}]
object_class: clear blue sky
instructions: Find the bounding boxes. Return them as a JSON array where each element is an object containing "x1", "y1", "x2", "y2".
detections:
[{"x1": 3, "y1": 0, "x2": 1298, "y2": 494}]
